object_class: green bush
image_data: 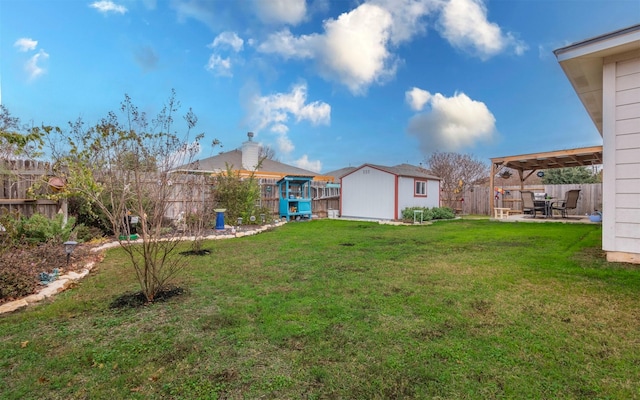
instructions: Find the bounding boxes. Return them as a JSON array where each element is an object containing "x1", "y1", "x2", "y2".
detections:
[
  {"x1": 68, "y1": 195, "x2": 112, "y2": 235},
  {"x1": 401, "y1": 206, "x2": 455, "y2": 222},
  {"x1": 431, "y1": 206, "x2": 455, "y2": 220},
  {"x1": 73, "y1": 224, "x2": 104, "y2": 242},
  {"x1": 214, "y1": 166, "x2": 261, "y2": 224},
  {"x1": 16, "y1": 213, "x2": 76, "y2": 244}
]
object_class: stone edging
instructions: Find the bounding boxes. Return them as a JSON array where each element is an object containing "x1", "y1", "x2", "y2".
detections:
[{"x1": 0, "y1": 221, "x2": 287, "y2": 315}]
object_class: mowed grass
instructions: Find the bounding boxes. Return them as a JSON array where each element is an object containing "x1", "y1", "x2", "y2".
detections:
[{"x1": 1, "y1": 219, "x2": 639, "y2": 399}]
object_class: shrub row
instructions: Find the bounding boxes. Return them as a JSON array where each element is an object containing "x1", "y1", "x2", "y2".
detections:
[{"x1": 401, "y1": 206, "x2": 456, "y2": 222}]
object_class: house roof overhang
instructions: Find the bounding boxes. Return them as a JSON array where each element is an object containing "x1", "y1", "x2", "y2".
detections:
[{"x1": 554, "y1": 24, "x2": 640, "y2": 134}]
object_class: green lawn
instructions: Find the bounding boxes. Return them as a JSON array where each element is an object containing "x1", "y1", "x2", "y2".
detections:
[{"x1": 1, "y1": 219, "x2": 639, "y2": 399}]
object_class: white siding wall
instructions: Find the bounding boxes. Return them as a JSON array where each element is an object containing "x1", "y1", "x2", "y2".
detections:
[
  {"x1": 341, "y1": 167, "x2": 396, "y2": 219},
  {"x1": 397, "y1": 177, "x2": 440, "y2": 216},
  {"x1": 603, "y1": 53, "x2": 640, "y2": 255}
]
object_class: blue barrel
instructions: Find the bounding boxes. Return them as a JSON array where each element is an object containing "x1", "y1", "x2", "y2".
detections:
[{"x1": 214, "y1": 209, "x2": 226, "y2": 230}]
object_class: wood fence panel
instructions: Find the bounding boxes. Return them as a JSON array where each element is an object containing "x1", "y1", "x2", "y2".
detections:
[{"x1": 0, "y1": 159, "x2": 58, "y2": 218}]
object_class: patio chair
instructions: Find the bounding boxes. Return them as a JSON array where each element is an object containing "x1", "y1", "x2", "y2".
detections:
[
  {"x1": 552, "y1": 189, "x2": 581, "y2": 218},
  {"x1": 521, "y1": 191, "x2": 545, "y2": 218}
]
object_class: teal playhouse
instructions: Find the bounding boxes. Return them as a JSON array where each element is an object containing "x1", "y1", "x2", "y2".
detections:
[{"x1": 277, "y1": 176, "x2": 313, "y2": 221}]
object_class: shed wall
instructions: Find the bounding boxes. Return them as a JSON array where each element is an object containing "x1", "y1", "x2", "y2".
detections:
[
  {"x1": 341, "y1": 167, "x2": 396, "y2": 219},
  {"x1": 397, "y1": 177, "x2": 439, "y2": 214}
]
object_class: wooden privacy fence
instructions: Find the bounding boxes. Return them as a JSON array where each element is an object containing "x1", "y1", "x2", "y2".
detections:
[
  {"x1": 0, "y1": 159, "x2": 60, "y2": 218},
  {"x1": 9, "y1": 159, "x2": 600, "y2": 220},
  {"x1": 444, "y1": 183, "x2": 602, "y2": 216},
  {"x1": 165, "y1": 176, "x2": 340, "y2": 221},
  {"x1": 1, "y1": 161, "x2": 339, "y2": 222}
]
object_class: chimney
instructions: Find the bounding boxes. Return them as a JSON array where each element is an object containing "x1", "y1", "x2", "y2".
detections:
[{"x1": 241, "y1": 132, "x2": 260, "y2": 170}]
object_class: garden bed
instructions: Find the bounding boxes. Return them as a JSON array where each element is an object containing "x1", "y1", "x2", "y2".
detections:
[{"x1": 0, "y1": 241, "x2": 101, "y2": 304}]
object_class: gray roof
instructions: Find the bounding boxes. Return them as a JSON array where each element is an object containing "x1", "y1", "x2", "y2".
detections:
[
  {"x1": 343, "y1": 163, "x2": 441, "y2": 180},
  {"x1": 177, "y1": 149, "x2": 320, "y2": 177},
  {"x1": 324, "y1": 166, "x2": 357, "y2": 180}
]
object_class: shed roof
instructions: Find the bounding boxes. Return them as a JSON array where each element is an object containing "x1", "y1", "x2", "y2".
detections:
[
  {"x1": 324, "y1": 166, "x2": 356, "y2": 181},
  {"x1": 343, "y1": 163, "x2": 441, "y2": 180}
]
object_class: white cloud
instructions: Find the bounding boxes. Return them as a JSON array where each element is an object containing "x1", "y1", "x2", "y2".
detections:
[
  {"x1": 257, "y1": 29, "x2": 317, "y2": 59},
  {"x1": 256, "y1": 0, "x2": 524, "y2": 93},
  {"x1": 407, "y1": 89, "x2": 496, "y2": 152},
  {"x1": 254, "y1": 0, "x2": 307, "y2": 25},
  {"x1": 405, "y1": 87, "x2": 432, "y2": 111},
  {"x1": 317, "y1": 4, "x2": 396, "y2": 94},
  {"x1": 90, "y1": 0, "x2": 128, "y2": 14},
  {"x1": 25, "y1": 49, "x2": 49, "y2": 81},
  {"x1": 249, "y1": 83, "x2": 331, "y2": 133},
  {"x1": 205, "y1": 54, "x2": 232, "y2": 76},
  {"x1": 257, "y1": 3, "x2": 398, "y2": 95},
  {"x1": 14, "y1": 38, "x2": 38, "y2": 52},
  {"x1": 277, "y1": 133, "x2": 295, "y2": 154},
  {"x1": 209, "y1": 31, "x2": 244, "y2": 52},
  {"x1": 370, "y1": 0, "x2": 438, "y2": 45},
  {"x1": 246, "y1": 83, "x2": 330, "y2": 154},
  {"x1": 206, "y1": 32, "x2": 244, "y2": 77},
  {"x1": 437, "y1": 0, "x2": 526, "y2": 59},
  {"x1": 293, "y1": 154, "x2": 322, "y2": 172}
]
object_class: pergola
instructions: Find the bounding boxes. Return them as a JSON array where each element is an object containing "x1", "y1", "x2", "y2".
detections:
[{"x1": 489, "y1": 145, "x2": 603, "y2": 216}]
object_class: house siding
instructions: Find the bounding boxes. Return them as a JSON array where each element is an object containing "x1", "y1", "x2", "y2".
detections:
[
  {"x1": 603, "y1": 53, "x2": 640, "y2": 255},
  {"x1": 341, "y1": 166, "x2": 396, "y2": 219}
]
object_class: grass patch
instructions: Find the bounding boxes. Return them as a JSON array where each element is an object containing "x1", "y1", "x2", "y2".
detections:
[{"x1": 1, "y1": 219, "x2": 639, "y2": 398}]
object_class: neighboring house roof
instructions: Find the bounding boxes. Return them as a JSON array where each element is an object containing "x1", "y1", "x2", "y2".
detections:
[
  {"x1": 554, "y1": 24, "x2": 640, "y2": 134},
  {"x1": 342, "y1": 163, "x2": 441, "y2": 180},
  {"x1": 176, "y1": 149, "x2": 331, "y2": 180}
]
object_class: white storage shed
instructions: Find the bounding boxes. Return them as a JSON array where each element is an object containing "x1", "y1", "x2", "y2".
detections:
[{"x1": 340, "y1": 163, "x2": 441, "y2": 220}]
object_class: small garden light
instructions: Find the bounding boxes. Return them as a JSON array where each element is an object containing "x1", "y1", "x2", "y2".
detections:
[
  {"x1": 236, "y1": 217, "x2": 242, "y2": 228},
  {"x1": 260, "y1": 214, "x2": 266, "y2": 224},
  {"x1": 63, "y1": 241, "x2": 78, "y2": 266}
]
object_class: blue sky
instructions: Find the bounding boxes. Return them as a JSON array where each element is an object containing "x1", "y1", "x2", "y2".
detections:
[{"x1": 1, "y1": 0, "x2": 638, "y2": 173}]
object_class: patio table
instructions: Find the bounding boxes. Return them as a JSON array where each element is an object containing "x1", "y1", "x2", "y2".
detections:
[{"x1": 533, "y1": 198, "x2": 555, "y2": 218}]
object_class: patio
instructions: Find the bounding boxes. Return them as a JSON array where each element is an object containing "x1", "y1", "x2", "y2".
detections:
[{"x1": 493, "y1": 212, "x2": 600, "y2": 224}]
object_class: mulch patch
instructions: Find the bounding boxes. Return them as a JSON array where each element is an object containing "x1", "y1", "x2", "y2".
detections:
[
  {"x1": 109, "y1": 285, "x2": 187, "y2": 309},
  {"x1": 179, "y1": 249, "x2": 211, "y2": 256}
]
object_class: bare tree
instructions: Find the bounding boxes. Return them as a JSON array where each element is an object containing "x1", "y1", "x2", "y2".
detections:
[
  {"x1": 425, "y1": 152, "x2": 489, "y2": 209},
  {"x1": 56, "y1": 91, "x2": 204, "y2": 302},
  {"x1": 259, "y1": 145, "x2": 278, "y2": 161}
]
